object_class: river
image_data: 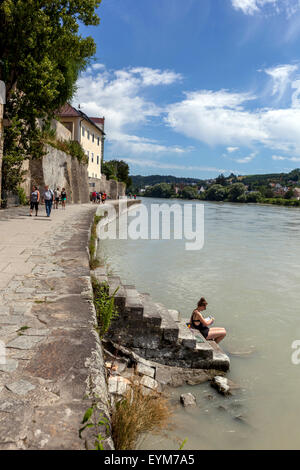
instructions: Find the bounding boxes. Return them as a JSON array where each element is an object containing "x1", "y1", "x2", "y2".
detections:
[{"x1": 98, "y1": 197, "x2": 300, "y2": 450}]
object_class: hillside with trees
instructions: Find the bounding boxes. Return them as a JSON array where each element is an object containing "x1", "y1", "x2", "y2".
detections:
[{"x1": 131, "y1": 169, "x2": 300, "y2": 207}]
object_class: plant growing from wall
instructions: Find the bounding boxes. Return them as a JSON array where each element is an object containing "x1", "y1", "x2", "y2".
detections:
[
  {"x1": 79, "y1": 402, "x2": 110, "y2": 450},
  {"x1": 92, "y1": 278, "x2": 119, "y2": 339}
]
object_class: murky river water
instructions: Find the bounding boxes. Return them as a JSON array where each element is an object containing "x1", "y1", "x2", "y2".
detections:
[{"x1": 98, "y1": 197, "x2": 300, "y2": 450}]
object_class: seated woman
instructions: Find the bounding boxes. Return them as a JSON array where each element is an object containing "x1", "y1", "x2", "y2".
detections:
[{"x1": 190, "y1": 297, "x2": 226, "y2": 344}]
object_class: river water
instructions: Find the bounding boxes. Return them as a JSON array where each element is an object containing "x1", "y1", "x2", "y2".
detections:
[{"x1": 98, "y1": 197, "x2": 300, "y2": 450}]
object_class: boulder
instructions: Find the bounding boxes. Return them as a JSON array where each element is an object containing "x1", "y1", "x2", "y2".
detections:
[
  {"x1": 140, "y1": 375, "x2": 160, "y2": 391},
  {"x1": 136, "y1": 362, "x2": 155, "y2": 378},
  {"x1": 108, "y1": 376, "x2": 130, "y2": 396},
  {"x1": 180, "y1": 393, "x2": 197, "y2": 408},
  {"x1": 211, "y1": 376, "x2": 240, "y2": 396}
]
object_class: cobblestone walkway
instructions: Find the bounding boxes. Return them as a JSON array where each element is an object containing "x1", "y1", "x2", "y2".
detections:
[{"x1": 0, "y1": 203, "x2": 109, "y2": 449}]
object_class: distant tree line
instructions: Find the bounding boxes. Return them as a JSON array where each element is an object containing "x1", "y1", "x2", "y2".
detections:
[{"x1": 134, "y1": 169, "x2": 300, "y2": 207}]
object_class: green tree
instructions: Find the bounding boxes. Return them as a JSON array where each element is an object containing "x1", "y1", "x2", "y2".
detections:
[
  {"x1": 205, "y1": 184, "x2": 227, "y2": 201},
  {"x1": 180, "y1": 186, "x2": 198, "y2": 200},
  {"x1": 245, "y1": 191, "x2": 262, "y2": 203},
  {"x1": 227, "y1": 183, "x2": 246, "y2": 202},
  {"x1": 0, "y1": 0, "x2": 101, "y2": 193},
  {"x1": 144, "y1": 183, "x2": 174, "y2": 198},
  {"x1": 284, "y1": 188, "x2": 294, "y2": 200},
  {"x1": 215, "y1": 174, "x2": 227, "y2": 186},
  {"x1": 102, "y1": 159, "x2": 131, "y2": 186}
]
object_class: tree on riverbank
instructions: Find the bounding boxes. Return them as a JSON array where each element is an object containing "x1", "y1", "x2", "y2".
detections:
[
  {"x1": 102, "y1": 159, "x2": 132, "y2": 187},
  {"x1": 0, "y1": 0, "x2": 101, "y2": 196}
]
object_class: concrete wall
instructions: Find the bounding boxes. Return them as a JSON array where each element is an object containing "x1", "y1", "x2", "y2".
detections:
[
  {"x1": 51, "y1": 119, "x2": 72, "y2": 142},
  {"x1": 26, "y1": 144, "x2": 90, "y2": 204},
  {"x1": 89, "y1": 175, "x2": 126, "y2": 200}
]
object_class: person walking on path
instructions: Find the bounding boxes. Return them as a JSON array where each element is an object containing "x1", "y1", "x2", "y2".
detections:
[
  {"x1": 43, "y1": 185, "x2": 54, "y2": 217},
  {"x1": 60, "y1": 188, "x2": 67, "y2": 210},
  {"x1": 54, "y1": 187, "x2": 60, "y2": 209},
  {"x1": 101, "y1": 192, "x2": 107, "y2": 204},
  {"x1": 91, "y1": 191, "x2": 97, "y2": 203},
  {"x1": 29, "y1": 185, "x2": 40, "y2": 217}
]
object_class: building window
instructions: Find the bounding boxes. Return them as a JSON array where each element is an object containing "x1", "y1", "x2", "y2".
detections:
[
  {"x1": 92, "y1": 133, "x2": 95, "y2": 143},
  {"x1": 87, "y1": 130, "x2": 90, "y2": 140},
  {"x1": 97, "y1": 155, "x2": 99, "y2": 165},
  {"x1": 97, "y1": 137, "x2": 100, "y2": 146},
  {"x1": 92, "y1": 153, "x2": 94, "y2": 163},
  {"x1": 82, "y1": 126, "x2": 85, "y2": 137},
  {"x1": 87, "y1": 150, "x2": 89, "y2": 161}
]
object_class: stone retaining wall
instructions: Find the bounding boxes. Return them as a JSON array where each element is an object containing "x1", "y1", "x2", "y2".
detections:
[
  {"x1": 26, "y1": 144, "x2": 90, "y2": 204},
  {"x1": 88, "y1": 175, "x2": 126, "y2": 200}
]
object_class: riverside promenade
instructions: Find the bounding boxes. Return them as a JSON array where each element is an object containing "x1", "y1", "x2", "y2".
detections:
[{"x1": 0, "y1": 203, "x2": 111, "y2": 449}]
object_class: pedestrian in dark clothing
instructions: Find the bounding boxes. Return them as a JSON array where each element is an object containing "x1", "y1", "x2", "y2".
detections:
[{"x1": 30, "y1": 186, "x2": 40, "y2": 217}]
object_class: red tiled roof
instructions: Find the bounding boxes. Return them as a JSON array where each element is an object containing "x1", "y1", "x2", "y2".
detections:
[
  {"x1": 57, "y1": 103, "x2": 81, "y2": 117},
  {"x1": 57, "y1": 104, "x2": 105, "y2": 135},
  {"x1": 90, "y1": 117, "x2": 105, "y2": 125}
]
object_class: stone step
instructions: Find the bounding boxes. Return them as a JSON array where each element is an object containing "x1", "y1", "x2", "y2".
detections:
[
  {"x1": 107, "y1": 276, "x2": 126, "y2": 310},
  {"x1": 140, "y1": 294, "x2": 162, "y2": 327},
  {"x1": 167, "y1": 309, "x2": 181, "y2": 322},
  {"x1": 208, "y1": 340, "x2": 230, "y2": 371},
  {"x1": 154, "y1": 302, "x2": 179, "y2": 343},
  {"x1": 124, "y1": 285, "x2": 144, "y2": 318},
  {"x1": 92, "y1": 267, "x2": 108, "y2": 285},
  {"x1": 194, "y1": 342, "x2": 214, "y2": 359},
  {"x1": 177, "y1": 321, "x2": 197, "y2": 349}
]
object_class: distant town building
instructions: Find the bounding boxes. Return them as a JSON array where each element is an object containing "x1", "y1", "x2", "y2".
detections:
[
  {"x1": 294, "y1": 187, "x2": 300, "y2": 200},
  {"x1": 57, "y1": 103, "x2": 105, "y2": 180}
]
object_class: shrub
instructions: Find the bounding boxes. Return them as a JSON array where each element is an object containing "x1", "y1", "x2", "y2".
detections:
[
  {"x1": 66, "y1": 140, "x2": 88, "y2": 164},
  {"x1": 111, "y1": 381, "x2": 172, "y2": 450},
  {"x1": 17, "y1": 186, "x2": 28, "y2": 205},
  {"x1": 205, "y1": 184, "x2": 227, "y2": 201},
  {"x1": 92, "y1": 278, "x2": 118, "y2": 339}
]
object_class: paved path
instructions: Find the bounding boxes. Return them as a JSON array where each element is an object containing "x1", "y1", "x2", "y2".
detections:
[{"x1": 0, "y1": 203, "x2": 111, "y2": 449}]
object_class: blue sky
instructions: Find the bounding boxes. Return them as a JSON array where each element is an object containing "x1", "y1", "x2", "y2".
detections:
[{"x1": 74, "y1": 0, "x2": 300, "y2": 178}]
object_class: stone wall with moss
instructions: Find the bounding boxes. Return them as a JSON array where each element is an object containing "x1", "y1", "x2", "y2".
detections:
[{"x1": 22, "y1": 144, "x2": 90, "y2": 204}]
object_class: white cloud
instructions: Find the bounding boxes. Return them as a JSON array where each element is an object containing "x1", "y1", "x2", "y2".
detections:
[
  {"x1": 73, "y1": 65, "x2": 184, "y2": 156},
  {"x1": 165, "y1": 90, "x2": 267, "y2": 147},
  {"x1": 272, "y1": 155, "x2": 300, "y2": 161},
  {"x1": 165, "y1": 69, "x2": 300, "y2": 156},
  {"x1": 231, "y1": 0, "x2": 300, "y2": 15},
  {"x1": 265, "y1": 64, "x2": 298, "y2": 100},
  {"x1": 227, "y1": 147, "x2": 239, "y2": 152},
  {"x1": 231, "y1": 0, "x2": 277, "y2": 15},
  {"x1": 125, "y1": 158, "x2": 231, "y2": 173},
  {"x1": 236, "y1": 152, "x2": 257, "y2": 163},
  {"x1": 130, "y1": 67, "x2": 183, "y2": 86}
]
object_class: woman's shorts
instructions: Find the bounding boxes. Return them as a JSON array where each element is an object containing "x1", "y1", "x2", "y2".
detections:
[{"x1": 30, "y1": 202, "x2": 39, "y2": 211}]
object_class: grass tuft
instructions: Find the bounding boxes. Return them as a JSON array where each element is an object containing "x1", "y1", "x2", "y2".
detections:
[{"x1": 111, "y1": 381, "x2": 173, "y2": 450}]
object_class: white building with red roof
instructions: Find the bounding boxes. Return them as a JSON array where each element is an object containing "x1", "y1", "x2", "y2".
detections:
[{"x1": 57, "y1": 103, "x2": 105, "y2": 180}]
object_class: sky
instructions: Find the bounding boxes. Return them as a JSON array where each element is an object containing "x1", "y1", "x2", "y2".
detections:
[{"x1": 74, "y1": 0, "x2": 300, "y2": 178}]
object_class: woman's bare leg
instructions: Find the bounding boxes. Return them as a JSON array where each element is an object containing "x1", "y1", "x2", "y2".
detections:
[{"x1": 207, "y1": 327, "x2": 226, "y2": 344}]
